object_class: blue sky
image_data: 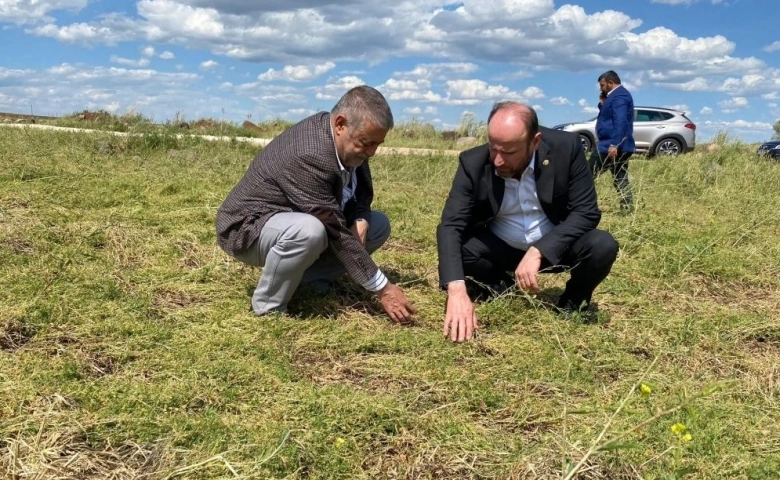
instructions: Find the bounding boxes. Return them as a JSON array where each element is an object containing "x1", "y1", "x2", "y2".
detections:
[{"x1": 1, "y1": 0, "x2": 778, "y2": 142}]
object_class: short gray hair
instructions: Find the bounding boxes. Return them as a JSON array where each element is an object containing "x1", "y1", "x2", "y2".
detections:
[
  {"x1": 487, "y1": 101, "x2": 539, "y2": 137},
  {"x1": 331, "y1": 85, "x2": 394, "y2": 131}
]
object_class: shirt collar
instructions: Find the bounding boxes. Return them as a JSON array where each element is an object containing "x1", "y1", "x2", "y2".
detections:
[{"x1": 527, "y1": 151, "x2": 537, "y2": 174}]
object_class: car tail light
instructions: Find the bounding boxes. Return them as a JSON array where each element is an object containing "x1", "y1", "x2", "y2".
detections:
[{"x1": 684, "y1": 123, "x2": 696, "y2": 130}]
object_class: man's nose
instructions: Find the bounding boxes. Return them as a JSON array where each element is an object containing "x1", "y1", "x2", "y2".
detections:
[{"x1": 366, "y1": 145, "x2": 379, "y2": 157}]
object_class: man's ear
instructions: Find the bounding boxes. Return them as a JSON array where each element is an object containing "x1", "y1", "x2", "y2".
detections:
[
  {"x1": 531, "y1": 131, "x2": 542, "y2": 151},
  {"x1": 333, "y1": 113, "x2": 348, "y2": 134}
]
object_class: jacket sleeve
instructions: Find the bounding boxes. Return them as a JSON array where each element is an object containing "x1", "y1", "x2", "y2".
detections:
[
  {"x1": 533, "y1": 137, "x2": 601, "y2": 265},
  {"x1": 436, "y1": 152, "x2": 477, "y2": 289},
  {"x1": 608, "y1": 93, "x2": 633, "y2": 149}
]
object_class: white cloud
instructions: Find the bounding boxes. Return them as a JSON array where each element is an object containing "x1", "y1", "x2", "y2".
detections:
[
  {"x1": 404, "y1": 107, "x2": 422, "y2": 115},
  {"x1": 258, "y1": 62, "x2": 335, "y2": 82},
  {"x1": 23, "y1": 0, "x2": 765, "y2": 97},
  {"x1": 315, "y1": 76, "x2": 366, "y2": 101},
  {"x1": 30, "y1": 21, "x2": 137, "y2": 44},
  {"x1": 397, "y1": 62, "x2": 480, "y2": 80},
  {"x1": 377, "y1": 76, "x2": 443, "y2": 102},
  {"x1": 717, "y1": 97, "x2": 748, "y2": 110},
  {"x1": 444, "y1": 79, "x2": 518, "y2": 106},
  {"x1": 651, "y1": 0, "x2": 726, "y2": 4},
  {"x1": 283, "y1": 108, "x2": 316, "y2": 118},
  {"x1": 110, "y1": 55, "x2": 150, "y2": 68},
  {"x1": 665, "y1": 104, "x2": 689, "y2": 113},
  {"x1": 700, "y1": 107, "x2": 713, "y2": 115},
  {"x1": 200, "y1": 59, "x2": 218, "y2": 70},
  {"x1": 0, "y1": 66, "x2": 33, "y2": 83},
  {"x1": 5, "y1": 1, "x2": 774, "y2": 142},
  {"x1": 729, "y1": 120, "x2": 772, "y2": 130},
  {"x1": 0, "y1": 0, "x2": 88, "y2": 24},
  {"x1": 0, "y1": 63, "x2": 201, "y2": 119},
  {"x1": 765, "y1": 41, "x2": 780, "y2": 53},
  {"x1": 522, "y1": 86, "x2": 545, "y2": 100},
  {"x1": 578, "y1": 98, "x2": 598, "y2": 115},
  {"x1": 703, "y1": 119, "x2": 772, "y2": 130},
  {"x1": 622, "y1": 27, "x2": 733, "y2": 63},
  {"x1": 650, "y1": 0, "x2": 697, "y2": 4}
]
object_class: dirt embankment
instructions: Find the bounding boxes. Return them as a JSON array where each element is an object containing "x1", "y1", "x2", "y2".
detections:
[{"x1": 0, "y1": 111, "x2": 59, "y2": 123}]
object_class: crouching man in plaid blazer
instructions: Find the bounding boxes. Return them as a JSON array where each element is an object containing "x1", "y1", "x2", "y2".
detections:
[{"x1": 216, "y1": 86, "x2": 416, "y2": 323}]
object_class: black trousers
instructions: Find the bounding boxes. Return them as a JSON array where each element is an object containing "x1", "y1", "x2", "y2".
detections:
[
  {"x1": 462, "y1": 228, "x2": 618, "y2": 309},
  {"x1": 589, "y1": 149, "x2": 633, "y2": 208}
]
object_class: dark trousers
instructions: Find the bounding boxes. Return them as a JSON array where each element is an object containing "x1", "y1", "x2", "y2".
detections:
[
  {"x1": 462, "y1": 228, "x2": 618, "y2": 309},
  {"x1": 589, "y1": 149, "x2": 633, "y2": 208}
]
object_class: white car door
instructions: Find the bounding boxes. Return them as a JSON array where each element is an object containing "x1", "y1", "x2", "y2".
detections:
[{"x1": 633, "y1": 109, "x2": 667, "y2": 153}]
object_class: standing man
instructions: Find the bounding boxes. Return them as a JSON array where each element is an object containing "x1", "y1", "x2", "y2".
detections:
[
  {"x1": 590, "y1": 70, "x2": 635, "y2": 211},
  {"x1": 216, "y1": 86, "x2": 416, "y2": 324},
  {"x1": 437, "y1": 102, "x2": 618, "y2": 342}
]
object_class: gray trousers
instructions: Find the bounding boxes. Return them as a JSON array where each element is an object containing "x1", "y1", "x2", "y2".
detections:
[{"x1": 233, "y1": 210, "x2": 391, "y2": 315}]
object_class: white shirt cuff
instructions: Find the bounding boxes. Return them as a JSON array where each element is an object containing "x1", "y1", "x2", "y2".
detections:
[{"x1": 362, "y1": 269, "x2": 388, "y2": 292}]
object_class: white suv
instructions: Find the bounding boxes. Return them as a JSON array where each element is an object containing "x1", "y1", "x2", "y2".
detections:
[{"x1": 553, "y1": 107, "x2": 696, "y2": 156}]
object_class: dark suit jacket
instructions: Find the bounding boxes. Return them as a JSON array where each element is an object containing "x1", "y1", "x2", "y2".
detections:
[
  {"x1": 216, "y1": 112, "x2": 378, "y2": 286},
  {"x1": 437, "y1": 127, "x2": 601, "y2": 289},
  {"x1": 596, "y1": 85, "x2": 635, "y2": 153}
]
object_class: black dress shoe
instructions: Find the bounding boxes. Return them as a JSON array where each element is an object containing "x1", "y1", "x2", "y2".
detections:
[{"x1": 555, "y1": 296, "x2": 588, "y2": 316}]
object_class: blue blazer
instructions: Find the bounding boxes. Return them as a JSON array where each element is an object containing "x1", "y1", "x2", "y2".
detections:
[{"x1": 596, "y1": 85, "x2": 635, "y2": 153}]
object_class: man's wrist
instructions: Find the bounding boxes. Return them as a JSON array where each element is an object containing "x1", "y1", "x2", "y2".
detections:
[
  {"x1": 527, "y1": 246, "x2": 543, "y2": 260},
  {"x1": 445, "y1": 280, "x2": 467, "y2": 294}
]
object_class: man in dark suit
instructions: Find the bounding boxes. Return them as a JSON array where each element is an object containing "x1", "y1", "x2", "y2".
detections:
[
  {"x1": 437, "y1": 102, "x2": 618, "y2": 342},
  {"x1": 590, "y1": 70, "x2": 635, "y2": 210},
  {"x1": 216, "y1": 86, "x2": 415, "y2": 323}
]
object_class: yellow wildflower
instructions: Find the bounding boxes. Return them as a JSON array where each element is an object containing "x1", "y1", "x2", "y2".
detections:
[
  {"x1": 334, "y1": 437, "x2": 346, "y2": 447},
  {"x1": 682, "y1": 433, "x2": 693, "y2": 442},
  {"x1": 670, "y1": 423, "x2": 687, "y2": 435},
  {"x1": 640, "y1": 383, "x2": 652, "y2": 397}
]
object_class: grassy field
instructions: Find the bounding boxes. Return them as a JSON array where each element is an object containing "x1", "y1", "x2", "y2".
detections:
[{"x1": 1, "y1": 126, "x2": 778, "y2": 479}]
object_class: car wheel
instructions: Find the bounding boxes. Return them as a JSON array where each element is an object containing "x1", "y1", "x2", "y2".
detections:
[
  {"x1": 654, "y1": 138, "x2": 682, "y2": 156},
  {"x1": 578, "y1": 134, "x2": 592, "y2": 152}
]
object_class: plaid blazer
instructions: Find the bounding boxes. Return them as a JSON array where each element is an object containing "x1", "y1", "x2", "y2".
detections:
[{"x1": 216, "y1": 112, "x2": 379, "y2": 285}]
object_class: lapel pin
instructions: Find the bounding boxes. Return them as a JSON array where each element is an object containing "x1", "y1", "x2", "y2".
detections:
[{"x1": 542, "y1": 159, "x2": 550, "y2": 166}]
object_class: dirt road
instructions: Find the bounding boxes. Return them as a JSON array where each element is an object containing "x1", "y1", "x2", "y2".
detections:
[{"x1": 1, "y1": 122, "x2": 461, "y2": 156}]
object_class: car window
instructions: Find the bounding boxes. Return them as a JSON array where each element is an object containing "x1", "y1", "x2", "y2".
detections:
[
  {"x1": 635, "y1": 110, "x2": 652, "y2": 122},
  {"x1": 636, "y1": 110, "x2": 670, "y2": 122}
]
